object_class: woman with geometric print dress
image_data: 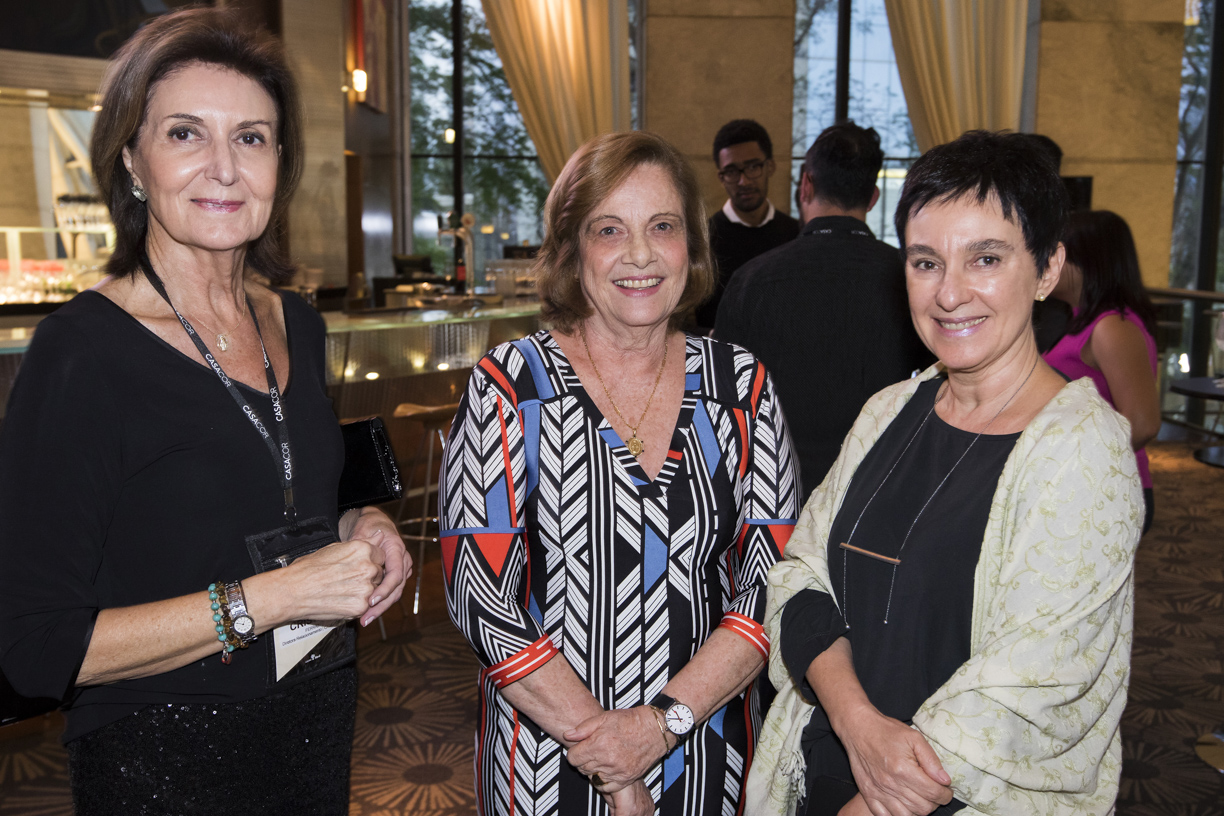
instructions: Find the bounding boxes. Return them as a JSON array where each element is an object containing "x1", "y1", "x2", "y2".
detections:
[{"x1": 440, "y1": 131, "x2": 800, "y2": 815}]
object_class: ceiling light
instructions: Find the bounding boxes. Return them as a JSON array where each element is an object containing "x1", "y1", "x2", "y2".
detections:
[{"x1": 364, "y1": 371, "x2": 379, "y2": 380}]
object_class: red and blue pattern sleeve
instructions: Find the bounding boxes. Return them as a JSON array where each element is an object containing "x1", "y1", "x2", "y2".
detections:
[
  {"x1": 718, "y1": 364, "x2": 799, "y2": 659},
  {"x1": 439, "y1": 352, "x2": 557, "y2": 688}
]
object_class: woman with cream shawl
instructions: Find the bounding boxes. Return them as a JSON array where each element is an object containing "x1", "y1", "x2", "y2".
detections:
[{"x1": 746, "y1": 131, "x2": 1142, "y2": 816}]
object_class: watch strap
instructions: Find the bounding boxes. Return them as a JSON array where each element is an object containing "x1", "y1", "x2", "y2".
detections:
[
  {"x1": 221, "y1": 580, "x2": 256, "y2": 647},
  {"x1": 649, "y1": 692, "x2": 694, "y2": 742}
]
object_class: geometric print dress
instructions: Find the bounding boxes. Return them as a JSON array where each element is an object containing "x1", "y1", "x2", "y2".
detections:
[{"x1": 439, "y1": 330, "x2": 800, "y2": 815}]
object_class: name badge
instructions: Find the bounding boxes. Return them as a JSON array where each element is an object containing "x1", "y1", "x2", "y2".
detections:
[
  {"x1": 246, "y1": 517, "x2": 357, "y2": 689},
  {"x1": 273, "y1": 621, "x2": 337, "y2": 681}
]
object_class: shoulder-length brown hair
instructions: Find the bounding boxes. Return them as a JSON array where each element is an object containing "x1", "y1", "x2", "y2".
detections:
[
  {"x1": 90, "y1": 8, "x2": 303, "y2": 284},
  {"x1": 536, "y1": 131, "x2": 715, "y2": 333}
]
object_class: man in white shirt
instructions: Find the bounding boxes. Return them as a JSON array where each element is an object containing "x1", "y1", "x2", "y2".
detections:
[{"x1": 696, "y1": 119, "x2": 800, "y2": 331}]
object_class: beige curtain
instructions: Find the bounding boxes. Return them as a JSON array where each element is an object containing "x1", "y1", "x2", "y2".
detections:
[
  {"x1": 481, "y1": 0, "x2": 631, "y2": 184},
  {"x1": 884, "y1": 0, "x2": 1029, "y2": 152}
]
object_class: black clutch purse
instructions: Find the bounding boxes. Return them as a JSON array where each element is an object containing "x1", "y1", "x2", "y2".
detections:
[{"x1": 338, "y1": 416, "x2": 403, "y2": 512}]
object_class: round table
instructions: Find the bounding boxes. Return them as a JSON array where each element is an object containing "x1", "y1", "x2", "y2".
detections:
[{"x1": 1169, "y1": 377, "x2": 1224, "y2": 467}]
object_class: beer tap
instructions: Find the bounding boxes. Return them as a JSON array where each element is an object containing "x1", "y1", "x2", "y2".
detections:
[{"x1": 438, "y1": 211, "x2": 476, "y2": 295}]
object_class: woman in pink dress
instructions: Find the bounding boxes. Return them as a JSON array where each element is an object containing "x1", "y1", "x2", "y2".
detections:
[{"x1": 1045, "y1": 210, "x2": 1160, "y2": 532}]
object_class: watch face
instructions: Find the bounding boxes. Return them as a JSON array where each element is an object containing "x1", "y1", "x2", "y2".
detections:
[
  {"x1": 666, "y1": 703, "x2": 695, "y2": 735},
  {"x1": 233, "y1": 615, "x2": 254, "y2": 636}
]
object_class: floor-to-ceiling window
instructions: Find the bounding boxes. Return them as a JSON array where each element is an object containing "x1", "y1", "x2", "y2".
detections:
[
  {"x1": 792, "y1": 0, "x2": 917, "y2": 245},
  {"x1": 409, "y1": 0, "x2": 548, "y2": 279},
  {"x1": 1146, "y1": 0, "x2": 1224, "y2": 420},
  {"x1": 1170, "y1": 0, "x2": 1214, "y2": 291}
]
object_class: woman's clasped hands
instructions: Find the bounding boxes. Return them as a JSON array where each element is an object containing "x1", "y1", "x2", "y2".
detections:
[
  {"x1": 257, "y1": 508, "x2": 410, "y2": 630},
  {"x1": 565, "y1": 706, "x2": 674, "y2": 816},
  {"x1": 835, "y1": 704, "x2": 953, "y2": 816}
]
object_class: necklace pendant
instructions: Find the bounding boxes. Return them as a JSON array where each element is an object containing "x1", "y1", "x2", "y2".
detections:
[
  {"x1": 626, "y1": 435, "x2": 644, "y2": 457},
  {"x1": 839, "y1": 541, "x2": 902, "y2": 565},
  {"x1": 217, "y1": 333, "x2": 230, "y2": 352}
]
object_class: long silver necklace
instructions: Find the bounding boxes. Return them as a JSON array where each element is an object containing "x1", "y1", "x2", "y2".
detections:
[{"x1": 840, "y1": 357, "x2": 1039, "y2": 625}]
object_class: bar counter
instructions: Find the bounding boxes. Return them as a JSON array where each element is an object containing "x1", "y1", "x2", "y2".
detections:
[
  {"x1": 321, "y1": 300, "x2": 542, "y2": 422},
  {"x1": 0, "y1": 299, "x2": 543, "y2": 429}
]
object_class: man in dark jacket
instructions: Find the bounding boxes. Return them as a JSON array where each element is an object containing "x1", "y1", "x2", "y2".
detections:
[
  {"x1": 696, "y1": 119, "x2": 801, "y2": 331},
  {"x1": 715, "y1": 122, "x2": 931, "y2": 498}
]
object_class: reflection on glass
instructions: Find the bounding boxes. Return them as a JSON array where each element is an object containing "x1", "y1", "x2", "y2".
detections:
[
  {"x1": 411, "y1": 156, "x2": 454, "y2": 273},
  {"x1": 462, "y1": 0, "x2": 535, "y2": 161},
  {"x1": 847, "y1": 0, "x2": 917, "y2": 158},
  {"x1": 464, "y1": 157, "x2": 547, "y2": 287},
  {"x1": 1170, "y1": 0, "x2": 1214, "y2": 289},
  {"x1": 410, "y1": 0, "x2": 544, "y2": 283},
  {"x1": 409, "y1": 0, "x2": 454, "y2": 159},
  {"x1": 792, "y1": 0, "x2": 840, "y2": 160},
  {"x1": 792, "y1": 0, "x2": 917, "y2": 226},
  {"x1": 793, "y1": 0, "x2": 916, "y2": 158}
]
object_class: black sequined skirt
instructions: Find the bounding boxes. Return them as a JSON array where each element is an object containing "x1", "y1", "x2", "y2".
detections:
[{"x1": 67, "y1": 665, "x2": 356, "y2": 816}]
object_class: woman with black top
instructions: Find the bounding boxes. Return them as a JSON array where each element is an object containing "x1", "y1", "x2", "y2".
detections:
[
  {"x1": 747, "y1": 131, "x2": 1142, "y2": 816},
  {"x1": 0, "y1": 10, "x2": 409, "y2": 814}
]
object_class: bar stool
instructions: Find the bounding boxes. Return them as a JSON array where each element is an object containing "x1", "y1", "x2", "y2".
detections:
[{"x1": 393, "y1": 402, "x2": 461, "y2": 614}]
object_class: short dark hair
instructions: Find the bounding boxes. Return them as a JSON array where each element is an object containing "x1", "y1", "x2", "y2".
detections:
[
  {"x1": 712, "y1": 119, "x2": 773, "y2": 164},
  {"x1": 894, "y1": 130, "x2": 1068, "y2": 275},
  {"x1": 801, "y1": 121, "x2": 883, "y2": 211},
  {"x1": 536, "y1": 131, "x2": 715, "y2": 333},
  {"x1": 90, "y1": 7, "x2": 303, "y2": 284},
  {"x1": 1024, "y1": 133, "x2": 1063, "y2": 173},
  {"x1": 1063, "y1": 210, "x2": 1157, "y2": 336}
]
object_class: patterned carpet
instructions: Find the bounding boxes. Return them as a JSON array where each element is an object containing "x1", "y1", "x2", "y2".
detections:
[
  {"x1": 347, "y1": 624, "x2": 480, "y2": 815},
  {"x1": 1116, "y1": 440, "x2": 1224, "y2": 815},
  {"x1": 1, "y1": 437, "x2": 1222, "y2": 815}
]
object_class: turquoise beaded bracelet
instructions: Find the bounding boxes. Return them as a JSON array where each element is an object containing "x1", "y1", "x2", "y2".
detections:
[{"x1": 208, "y1": 582, "x2": 238, "y2": 664}]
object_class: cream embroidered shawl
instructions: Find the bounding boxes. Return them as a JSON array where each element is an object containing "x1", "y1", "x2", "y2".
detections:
[{"x1": 745, "y1": 369, "x2": 1142, "y2": 816}]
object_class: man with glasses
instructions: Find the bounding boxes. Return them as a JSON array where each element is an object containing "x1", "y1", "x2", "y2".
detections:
[
  {"x1": 714, "y1": 122, "x2": 930, "y2": 498},
  {"x1": 695, "y1": 119, "x2": 800, "y2": 331}
]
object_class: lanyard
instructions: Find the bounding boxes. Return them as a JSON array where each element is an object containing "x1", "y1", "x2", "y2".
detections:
[
  {"x1": 809, "y1": 225, "x2": 872, "y2": 239},
  {"x1": 139, "y1": 250, "x2": 298, "y2": 524}
]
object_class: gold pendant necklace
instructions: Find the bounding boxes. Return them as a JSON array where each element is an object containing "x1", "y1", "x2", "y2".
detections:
[
  {"x1": 191, "y1": 300, "x2": 248, "y2": 353},
  {"x1": 579, "y1": 325, "x2": 669, "y2": 459}
]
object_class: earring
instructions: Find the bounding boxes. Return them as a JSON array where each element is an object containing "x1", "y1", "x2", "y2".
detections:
[
  {"x1": 1036, "y1": 294, "x2": 1046, "y2": 302},
  {"x1": 131, "y1": 185, "x2": 147, "y2": 202}
]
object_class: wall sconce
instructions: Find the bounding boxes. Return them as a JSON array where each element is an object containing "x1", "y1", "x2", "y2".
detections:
[
  {"x1": 352, "y1": 69, "x2": 368, "y2": 94},
  {"x1": 444, "y1": 128, "x2": 456, "y2": 144}
]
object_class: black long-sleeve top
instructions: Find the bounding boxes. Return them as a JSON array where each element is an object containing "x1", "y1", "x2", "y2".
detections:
[
  {"x1": 696, "y1": 207, "x2": 801, "y2": 330},
  {"x1": 779, "y1": 377, "x2": 1020, "y2": 815},
  {"x1": 0, "y1": 290, "x2": 344, "y2": 742},
  {"x1": 714, "y1": 216, "x2": 933, "y2": 499}
]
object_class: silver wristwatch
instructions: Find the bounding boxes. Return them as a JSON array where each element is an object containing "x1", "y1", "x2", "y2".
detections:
[
  {"x1": 649, "y1": 693, "x2": 695, "y2": 740},
  {"x1": 223, "y1": 580, "x2": 257, "y2": 646}
]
